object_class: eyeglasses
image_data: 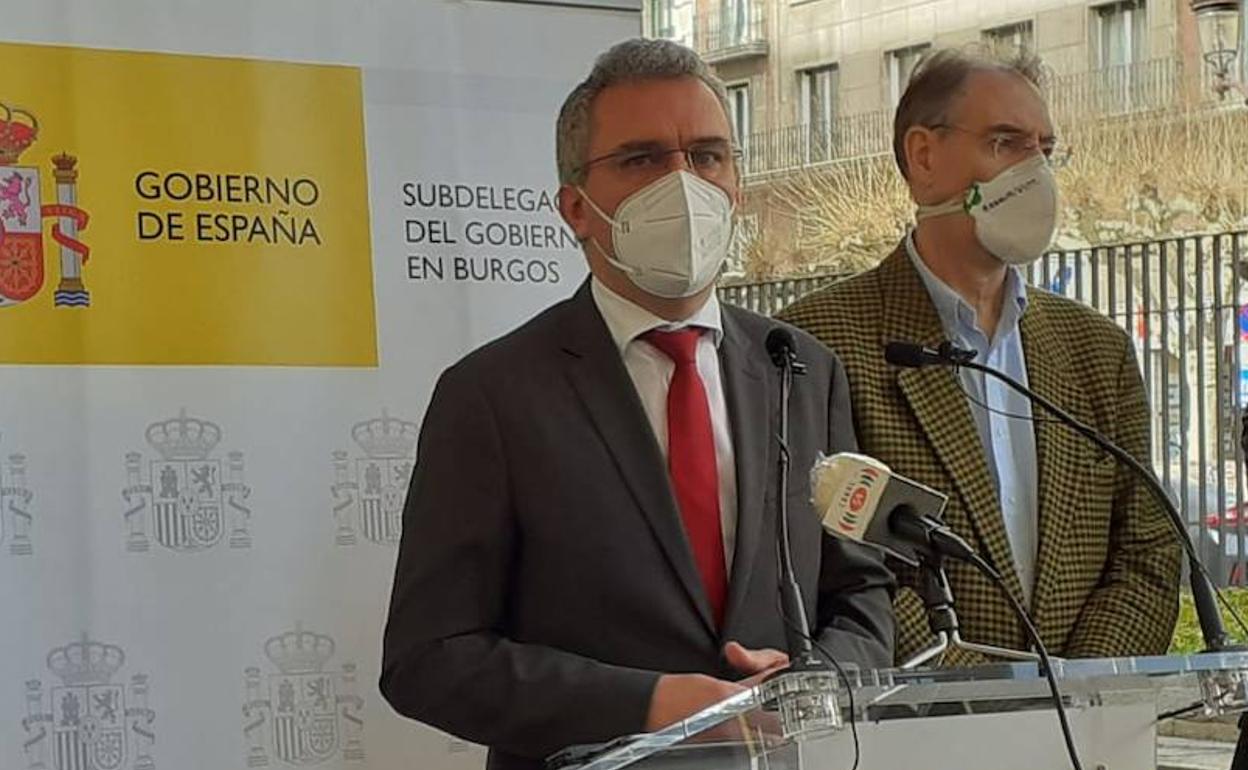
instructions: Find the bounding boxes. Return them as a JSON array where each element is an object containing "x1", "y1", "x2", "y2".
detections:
[
  {"x1": 575, "y1": 140, "x2": 743, "y2": 183},
  {"x1": 929, "y1": 123, "x2": 1073, "y2": 168}
]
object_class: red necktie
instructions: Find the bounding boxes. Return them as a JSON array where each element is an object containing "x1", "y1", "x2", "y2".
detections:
[{"x1": 643, "y1": 328, "x2": 728, "y2": 628}]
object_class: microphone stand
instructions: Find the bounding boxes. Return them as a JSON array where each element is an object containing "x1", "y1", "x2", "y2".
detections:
[
  {"x1": 760, "y1": 331, "x2": 843, "y2": 741},
  {"x1": 922, "y1": 344, "x2": 1248, "y2": 768},
  {"x1": 903, "y1": 547, "x2": 1042, "y2": 669},
  {"x1": 772, "y1": 344, "x2": 824, "y2": 671},
  {"x1": 1233, "y1": 407, "x2": 1248, "y2": 770},
  {"x1": 948, "y1": 355, "x2": 1235, "y2": 652}
]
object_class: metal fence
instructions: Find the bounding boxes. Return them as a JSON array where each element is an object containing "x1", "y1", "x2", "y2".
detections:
[
  {"x1": 718, "y1": 272, "x2": 844, "y2": 317},
  {"x1": 720, "y1": 231, "x2": 1248, "y2": 586}
]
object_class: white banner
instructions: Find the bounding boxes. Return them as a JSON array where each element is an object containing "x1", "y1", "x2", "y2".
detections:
[{"x1": 0, "y1": 2, "x2": 639, "y2": 768}]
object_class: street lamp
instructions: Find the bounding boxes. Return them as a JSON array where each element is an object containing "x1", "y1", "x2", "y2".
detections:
[{"x1": 1190, "y1": 0, "x2": 1248, "y2": 101}]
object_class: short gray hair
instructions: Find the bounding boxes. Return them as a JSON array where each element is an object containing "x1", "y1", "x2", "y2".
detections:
[
  {"x1": 556, "y1": 38, "x2": 731, "y2": 186},
  {"x1": 893, "y1": 46, "x2": 1048, "y2": 179}
]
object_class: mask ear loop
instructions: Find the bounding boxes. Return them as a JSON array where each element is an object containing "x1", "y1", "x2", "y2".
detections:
[
  {"x1": 575, "y1": 187, "x2": 645, "y2": 279},
  {"x1": 916, "y1": 183, "x2": 980, "y2": 222},
  {"x1": 576, "y1": 186, "x2": 620, "y2": 229}
]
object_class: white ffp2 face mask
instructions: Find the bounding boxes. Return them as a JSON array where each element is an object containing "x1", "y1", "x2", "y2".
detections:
[
  {"x1": 917, "y1": 154, "x2": 1059, "y2": 265},
  {"x1": 578, "y1": 170, "x2": 735, "y2": 299}
]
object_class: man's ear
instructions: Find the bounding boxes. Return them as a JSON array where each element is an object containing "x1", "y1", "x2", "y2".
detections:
[
  {"x1": 903, "y1": 125, "x2": 937, "y2": 191},
  {"x1": 558, "y1": 185, "x2": 591, "y2": 240}
]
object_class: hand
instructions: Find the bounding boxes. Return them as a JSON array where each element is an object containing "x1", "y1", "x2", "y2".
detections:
[
  {"x1": 644, "y1": 673, "x2": 744, "y2": 732},
  {"x1": 723, "y1": 641, "x2": 789, "y2": 684}
]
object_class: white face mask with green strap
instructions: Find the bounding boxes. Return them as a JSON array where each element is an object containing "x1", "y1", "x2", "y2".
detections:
[{"x1": 916, "y1": 154, "x2": 1059, "y2": 265}]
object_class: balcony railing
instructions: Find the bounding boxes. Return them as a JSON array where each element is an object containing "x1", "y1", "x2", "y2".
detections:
[
  {"x1": 1046, "y1": 57, "x2": 1191, "y2": 121},
  {"x1": 739, "y1": 110, "x2": 893, "y2": 177},
  {"x1": 737, "y1": 58, "x2": 1212, "y2": 179},
  {"x1": 697, "y1": 1, "x2": 768, "y2": 64}
]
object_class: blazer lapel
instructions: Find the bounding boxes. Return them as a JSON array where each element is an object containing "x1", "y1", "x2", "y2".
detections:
[
  {"x1": 717, "y1": 308, "x2": 775, "y2": 637},
  {"x1": 560, "y1": 282, "x2": 718, "y2": 638},
  {"x1": 1020, "y1": 294, "x2": 1094, "y2": 636},
  {"x1": 877, "y1": 247, "x2": 1028, "y2": 607}
]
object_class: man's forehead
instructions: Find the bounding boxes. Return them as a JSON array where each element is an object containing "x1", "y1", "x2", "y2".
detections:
[
  {"x1": 947, "y1": 69, "x2": 1053, "y2": 133},
  {"x1": 587, "y1": 77, "x2": 731, "y2": 150}
]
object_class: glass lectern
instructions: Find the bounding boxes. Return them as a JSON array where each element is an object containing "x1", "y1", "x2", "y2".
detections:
[{"x1": 549, "y1": 652, "x2": 1248, "y2": 770}]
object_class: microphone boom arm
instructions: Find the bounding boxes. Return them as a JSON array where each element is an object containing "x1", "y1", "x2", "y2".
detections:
[{"x1": 951, "y1": 357, "x2": 1235, "y2": 652}]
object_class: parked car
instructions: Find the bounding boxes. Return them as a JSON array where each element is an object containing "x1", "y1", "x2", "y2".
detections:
[{"x1": 1168, "y1": 474, "x2": 1248, "y2": 585}]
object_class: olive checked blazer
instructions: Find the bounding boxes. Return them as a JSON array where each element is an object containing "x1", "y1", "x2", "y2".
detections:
[{"x1": 777, "y1": 243, "x2": 1182, "y2": 665}]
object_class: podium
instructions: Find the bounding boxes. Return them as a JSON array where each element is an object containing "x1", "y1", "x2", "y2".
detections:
[{"x1": 549, "y1": 652, "x2": 1248, "y2": 770}]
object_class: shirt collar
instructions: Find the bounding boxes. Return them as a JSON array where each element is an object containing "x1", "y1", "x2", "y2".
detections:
[
  {"x1": 590, "y1": 277, "x2": 724, "y2": 355},
  {"x1": 904, "y1": 229, "x2": 1028, "y2": 339}
]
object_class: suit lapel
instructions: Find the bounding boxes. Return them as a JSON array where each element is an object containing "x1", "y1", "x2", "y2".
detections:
[
  {"x1": 560, "y1": 282, "x2": 717, "y2": 638},
  {"x1": 877, "y1": 247, "x2": 1027, "y2": 606},
  {"x1": 718, "y1": 308, "x2": 774, "y2": 637},
  {"x1": 1020, "y1": 293, "x2": 1092, "y2": 634}
]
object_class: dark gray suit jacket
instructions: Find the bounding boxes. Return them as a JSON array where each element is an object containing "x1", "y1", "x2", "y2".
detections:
[{"x1": 380, "y1": 282, "x2": 895, "y2": 770}]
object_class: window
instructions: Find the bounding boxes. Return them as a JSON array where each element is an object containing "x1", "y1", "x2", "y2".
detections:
[
  {"x1": 799, "y1": 65, "x2": 837, "y2": 127},
  {"x1": 799, "y1": 64, "x2": 838, "y2": 162},
  {"x1": 645, "y1": 0, "x2": 674, "y2": 38},
  {"x1": 983, "y1": 21, "x2": 1035, "y2": 55},
  {"x1": 1093, "y1": 1, "x2": 1147, "y2": 68},
  {"x1": 726, "y1": 83, "x2": 750, "y2": 160},
  {"x1": 1092, "y1": 1, "x2": 1150, "y2": 112},
  {"x1": 720, "y1": 0, "x2": 749, "y2": 47},
  {"x1": 887, "y1": 44, "x2": 931, "y2": 107},
  {"x1": 645, "y1": 0, "x2": 696, "y2": 46}
]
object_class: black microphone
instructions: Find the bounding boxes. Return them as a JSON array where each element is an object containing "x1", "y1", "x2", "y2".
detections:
[
  {"x1": 765, "y1": 327, "x2": 796, "y2": 365},
  {"x1": 884, "y1": 341, "x2": 945, "y2": 368},
  {"x1": 765, "y1": 326, "x2": 821, "y2": 671},
  {"x1": 765, "y1": 327, "x2": 807, "y2": 374},
  {"x1": 885, "y1": 340, "x2": 977, "y2": 367},
  {"x1": 885, "y1": 338, "x2": 1237, "y2": 652}
]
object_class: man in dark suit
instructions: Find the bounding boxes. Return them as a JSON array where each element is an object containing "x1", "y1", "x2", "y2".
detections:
[{"x1": 380, "y1": 38, "x2": 894, "y2": 770}]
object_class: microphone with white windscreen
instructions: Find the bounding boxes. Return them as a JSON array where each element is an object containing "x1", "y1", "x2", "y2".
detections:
[
  {"x1": 811, "y1": 452, "x2": 1084, "y2": 769},
  {"x1": 810, "y1": 452, "x2": 975, "y2": 566}
]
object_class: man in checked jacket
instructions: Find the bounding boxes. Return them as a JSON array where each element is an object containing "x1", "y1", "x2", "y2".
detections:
[{"x1": 779, "y1": 47, "x2": 1181, "y2": 665}]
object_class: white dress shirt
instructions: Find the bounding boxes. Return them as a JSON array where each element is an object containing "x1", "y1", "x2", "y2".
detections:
[{"x1": 590, "y1": 278, "x2": 739, "y2": 571}]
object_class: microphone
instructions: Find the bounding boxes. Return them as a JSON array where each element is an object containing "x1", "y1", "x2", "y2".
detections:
[
  {"x1": 884, "y1": 340, "x2": 977, "y2": 368},
  {"x1": 765, "y1": 327, "x2": 807, "y2": 374},
  {"x1": 764, "y1": 326, "x2": 821, "y2": 670},
  {"x1": 885, "y1": 338, "x2": 1239, "y2": 653},
  {"x1": 810, "y1": 452, "x2": 974, "y2": 566},
  {"x1": 765, "y1": 327, "x2": 796, "y2": 366},
  {"x1": 811, "y1": 453, "x2": 1085, "y2": 769},
  {"x1": 883, "y1": 341, "x2": 944, "y2": 368}
]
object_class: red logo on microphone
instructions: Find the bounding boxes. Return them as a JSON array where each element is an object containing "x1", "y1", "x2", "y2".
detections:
[
  {"x1": 836, "y1": 466, "x2": 880, "y2": 533},
  {"x1": 848, "y1": 487, "x2": 867, "y2": 512}
]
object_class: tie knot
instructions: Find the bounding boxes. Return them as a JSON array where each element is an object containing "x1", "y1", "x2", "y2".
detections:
[{"x1": 643, "y1": 328, "x2": 702, "y2": 366}]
